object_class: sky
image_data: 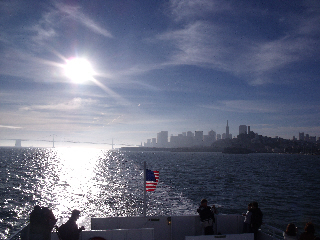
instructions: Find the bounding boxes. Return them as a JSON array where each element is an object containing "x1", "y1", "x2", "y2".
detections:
[{"x1": 0, "y1": 0, "x2": 320, "y2": 148}]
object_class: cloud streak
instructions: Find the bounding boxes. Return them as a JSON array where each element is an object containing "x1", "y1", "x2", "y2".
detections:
[
  {"x1": 202, "y1": 100, "x2": 316, "y2": 114},
  {"x1": 20, "y1": 98, "x2": 97, "y2": 112},
  {"x1": 160, "y1": 0, "x2": 320, "y2": 85},
  {"x1": 54, "y1": 2, "x2": 113, "y2": 38},
  {"x1": 0, "y1": 125, "x2": 22, "y2": 129}
]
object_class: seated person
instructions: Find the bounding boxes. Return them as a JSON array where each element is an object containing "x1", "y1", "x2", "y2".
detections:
[
  {"x1": 299, "y1": 222, "x2": 319, "y2": 240},
  {"x1": 284, "y1": 223, "x2": 297, "y2": 240}
]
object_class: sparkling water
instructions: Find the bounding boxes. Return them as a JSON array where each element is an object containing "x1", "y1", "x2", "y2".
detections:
[{"x1": 1, "y1": 147, "x2": 320, "y2": 239}]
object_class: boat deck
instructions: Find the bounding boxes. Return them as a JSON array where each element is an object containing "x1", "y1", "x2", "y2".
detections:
[
  {"x1": 49, "y1": 214, "x2": 282, "y2": 240},
  {"x1": 9, "y1": 214, "x2": 284, "y2": 240}
]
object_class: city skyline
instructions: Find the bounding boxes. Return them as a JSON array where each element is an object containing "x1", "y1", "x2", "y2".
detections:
[
  {"x1": 3, "y1": 125, "x2": 318, "y2": 149},
  {"x1": 1, "y1": 1, "x2": 320, "y2": 148},
  {"x1": 142, "y1": 123, "x2": 319, "y2": 149}
]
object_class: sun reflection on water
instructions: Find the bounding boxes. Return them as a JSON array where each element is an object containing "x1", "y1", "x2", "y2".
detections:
[
  {"x1": 28, "y1": 148, "x2": 147, "y2": 231},
  {"x1": 1, "y1": 148, "x2": 199, "y2": 239},
  {"x1": 39, "y1": 148, "x2": 107, "y2": 228}
]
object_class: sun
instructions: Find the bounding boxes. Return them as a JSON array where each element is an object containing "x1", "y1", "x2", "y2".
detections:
[{"x1": 64, "y1": 58, "x2": 95, "y2": 83}]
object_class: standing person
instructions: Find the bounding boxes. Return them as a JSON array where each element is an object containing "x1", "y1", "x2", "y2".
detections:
[
  {"x1": 58, "y1": 210, "x2": 85, "y2": 240},
  {"x1": 197, "y1": 199, "x2": 215, "y2": 235},
  {"x1": 284, "y1": 223, "x2": 298, "y2": 240},
  {"x1": 242, "y1": 203, "x2": 253, "y2": 233},
  {"x1": 250, "y1": 202, "x2": 263, "y2": 240}
]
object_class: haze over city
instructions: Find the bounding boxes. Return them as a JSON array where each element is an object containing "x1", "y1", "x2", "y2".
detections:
[{"x1": 1, "y1": 0, "x2": 320, "y2": 148}]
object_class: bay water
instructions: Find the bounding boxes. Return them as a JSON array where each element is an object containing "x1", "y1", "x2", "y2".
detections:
[{"x1": 1, "y1": 147, "x2": 320, "y2": 239}]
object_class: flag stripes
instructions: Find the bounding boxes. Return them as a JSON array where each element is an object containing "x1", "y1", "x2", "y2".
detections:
[{"x1": 146, "y1": 170, "x2": 159, "y2": 192}]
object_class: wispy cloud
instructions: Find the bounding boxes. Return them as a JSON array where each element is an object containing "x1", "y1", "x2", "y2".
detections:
[
  {"x1": 236, "y1": 37, "x2": 306, "y2": 85},
  {"x1": 158, "y1": 21, "x2": 226, "y2": 68},
  {"x1": 30, "y1": 9, "x2": 58, "y2": 43},
  {"x1": 54, "y1": 2, "x2": 113, "y2": 38},
  {"x1": 29, "y1": 2, "x2": 113, "y2": 45},
  {"x1": 0, "y1": 125, "x2": 22, "y2": 129},
  {"x1": 170, "y1": 0, "x2": 231, "y2": 21},
  {"x1": 20, "y1": 98, "x2": 97, "y2": 111},
  {"x1": 201, "y1": 100, "x2": 313, "y2": 114},
  {"x1": 161, "y1": 0, "x2": 320, "y2": 85}
]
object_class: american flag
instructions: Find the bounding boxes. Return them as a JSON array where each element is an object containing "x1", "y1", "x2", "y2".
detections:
[{"x1": 146, "y1": 169, "x2": 159, "y2": 192}]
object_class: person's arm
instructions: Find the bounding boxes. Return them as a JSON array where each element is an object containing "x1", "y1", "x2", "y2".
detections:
[{"x1": 212, "y1": 205, "x2": 218, "y2": 214}]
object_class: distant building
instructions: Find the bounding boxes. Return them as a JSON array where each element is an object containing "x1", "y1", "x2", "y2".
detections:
[
  {"x1": 157, "y1": 131, "x2": 168, "y2": 147},
  {"x1": 222, "y1": 133, "x2": 232, "y2": 139},
  {"x1": 239, "y1": 125, "x2": 247, "y2": 135},
  {"x1": 309, "y1": 136, "x2": 316, "y2": 142},
  {"x1": 15, "y1": 139, "x2": 22, "y2": 147},
  {"x1": 170, "y1": 135, "x2": 179, "y2": 148},
  {"x1": 226, "y1": 120, "x2": 230, "y2": 139},
  {"x1": 144, "y1": 139, "x2": 151, "y2": 147},
  {"x1": 186, "y1": 132, "x2": 194, "y2": 146},
  {"x1": 217, "y1": 134, "x2": 221, "y2": 140},
  {"x1": 187, "y1": 131, "x2": 194, "y2": 137},
  {"x1": 194, "y1": 131, "x2": 204, "y2": 146},
  {"x1": 203, "y1": 130, "x2": 216, "y2": 146},
  {"x1": 299, "y1": 132, "x2": 304, "y2": 141},
  {"x1": 208, "y1": 130, "x2": 216, "y2": 142},
  {"x1": 152, "y1": 138, "x2": 156, "y2": 147}
]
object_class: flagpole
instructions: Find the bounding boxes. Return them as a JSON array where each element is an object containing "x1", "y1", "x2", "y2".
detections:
[{"x1": 143, "y1": 161, "x2": 147, "y2": 217}]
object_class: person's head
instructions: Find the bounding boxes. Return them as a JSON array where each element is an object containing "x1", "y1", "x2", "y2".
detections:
[
  {"x1": 71, "y1": 209, "x2": 81, "y2": 220},
  {"x1": 304, "y1": 222, "x2": 315, "y2": 235},
  {"x1": 285, "y1": 223, "x2": 297, "y2": 236},
  {"x1": 248, "y1": 203, "x2": 253, "y2": 210},
  {"x1": 34, "y1": 205, "x2": 41, "y2": 212},
  {"x1": 201, "y1": 199, "x2": 208, "y2": 207},
  {"x1": 252, "y1": 202, "x2": 258, "y2": 208}
]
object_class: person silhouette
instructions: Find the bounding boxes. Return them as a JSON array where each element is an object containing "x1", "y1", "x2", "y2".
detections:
[
  {"x1": 250, "y1": 202, "x2": 263, "y2": 240},
  {"x1": 197, "y1": 199, "x2": 215, "y2": 235},
  {"x1": 29, "y1": 205, "x2": 43, "y2": 240},
  {"x1": 58, "y1": 210, "x2": 85, "y2": 240},
  {"x1": 242, "y1": 202, "x2": 253, "y2": 233},
  {"x1": 29, "y1": 205, "x2": 56, "y2": 240},
  {"x1": 299, "y1": 222, "x2": 319, "y2": 240},
  {"x1": 284, "y1": 223, "x2": 297, "y2": 240}
]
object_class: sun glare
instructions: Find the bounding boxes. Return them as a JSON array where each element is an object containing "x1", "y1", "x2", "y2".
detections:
[{"x1": 64, "y1": 58, "x2": 95, "y2": 83}]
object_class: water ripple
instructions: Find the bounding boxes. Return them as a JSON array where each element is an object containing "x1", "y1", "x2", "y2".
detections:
[{"x1": 1, "y1": 148, "x2": 320, "y2": 239}]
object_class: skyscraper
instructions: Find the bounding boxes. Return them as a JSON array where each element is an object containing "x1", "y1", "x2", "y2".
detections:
[
  {"x1": 226, "y1": 120, "x2": 230, "y2": 139},
  {"x1": 194, "y1": 131, "x2": 204, "y2": 146},
  {"x1": 239, "y1": 125, "x2": 247, "y2": 135},
  {"x1": 299, "y1": 132, "x2": 304, "y2": 141},
  {"x1": 15, "y1": 139, "x2": 21, "y2": 147},
  {"x1": 157, "y1": 131, "x2": 168, "y2": 147}
]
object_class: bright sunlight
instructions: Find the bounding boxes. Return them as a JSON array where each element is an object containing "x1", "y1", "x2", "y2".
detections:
[{"x1": 64, "y1": 58, "x2": 95, "y2": 83}]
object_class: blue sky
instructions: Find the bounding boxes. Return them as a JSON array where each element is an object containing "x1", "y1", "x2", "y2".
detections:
[{"x1": 0, "y1": 0, "x2": 319, "y2": 148}]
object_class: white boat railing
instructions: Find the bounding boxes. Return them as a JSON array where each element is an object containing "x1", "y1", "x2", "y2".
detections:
[{"x1": 8, "y1": 216, "x2": 285, "y2": 240}]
